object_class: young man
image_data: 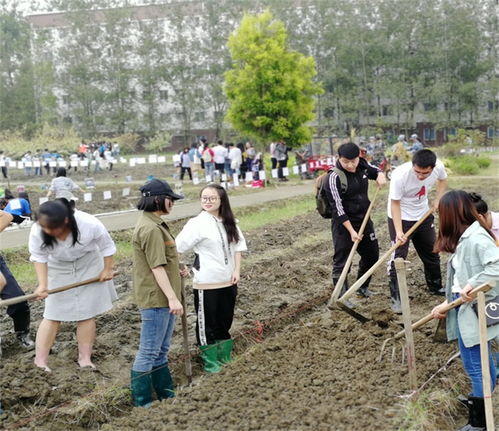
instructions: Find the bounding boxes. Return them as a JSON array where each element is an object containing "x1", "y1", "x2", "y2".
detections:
[
  {"x1": 0, "y1": 210, "x2": 34, "y2": 350},
  {"x1": 213, "y1": 140, "x2": 228, "y2": 174},
  {"x1": 387, "y1": 149, "x2": 447, "y2": 313},
  {"x1": 324, "y1": 142, "x2": 386, "y2": 298}
]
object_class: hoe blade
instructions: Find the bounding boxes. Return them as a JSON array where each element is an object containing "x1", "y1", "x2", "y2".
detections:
[{"x1": 336, "y1": 301, "x2": 369, "y2": 323}]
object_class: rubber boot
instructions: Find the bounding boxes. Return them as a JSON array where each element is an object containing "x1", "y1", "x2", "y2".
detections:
[
  {"x1": 457, "y1": 396, "x2": 486, "y2": 431},
  {"x1": 151, "y1": 364, "x2": 175, "y2": 400},
  {"x1": 217, "y1": 339, "x2": 234, "y2": 365},
  {"x1": 130, "y1": 370, "x2": 153, "y2": 408},
  {"x1": 389, "y1": 279, "x2": 402, "y2": 314},
  {"x1": 199, "y1": 344, "x2": 221, "y2": 373}
]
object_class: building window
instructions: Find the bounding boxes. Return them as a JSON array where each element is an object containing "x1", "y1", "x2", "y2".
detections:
[
  {"x1": 423, "y1": 128, "x2": 436, "y2": 141},
  {"x1": 142, "y1": 90, "x2": 151, "y2": 100},
  {"x1": 488, "y1": 101, "x2": 498, "y2": 112},
  {"x1": 62, "y1": 95, "x2": 70, "y2": 105},
  {"x1": 423, "y1": 103, "x2": 436, "y2": 112},
  {"x1": 487, "y1": 127, "x2": 499, "y2": 138},
  {"x1": 323, "y1": 107, "x2": 335, "y2": 118},
  {"x1": 194, "y1": 111, "x2": 205, "y2": 122},
  {"x1": 63, "y1": 116, "x2": 72, "y2": 124},
  {"x1": 129, "y1": 90, "x2": 136, "y2": 99},
  {"x1": 382, "y1": 105, "x2": 391, "y2": 116},
  {"x1": 446, "y1": 127, "x2": 457, "y2": 136},
  {"x1": 159, "y1": 90, "x2": 168, "y2": 101},
  {"x1": 214, "y1": 111, "x2": 224, "y2": 121}
]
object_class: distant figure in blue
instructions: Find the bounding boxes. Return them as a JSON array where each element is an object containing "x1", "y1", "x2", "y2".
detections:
[
  {"x1": 410, "y1": 134, "x2": 424, "y2": 153},
  {"x1": 1, "y1": 189, "x2": 31, "y2": 224}
]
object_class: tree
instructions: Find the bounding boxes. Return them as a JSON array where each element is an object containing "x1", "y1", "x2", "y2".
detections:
[{"x1": 225, "y1": 10, "x2": 322, "y2": 148}]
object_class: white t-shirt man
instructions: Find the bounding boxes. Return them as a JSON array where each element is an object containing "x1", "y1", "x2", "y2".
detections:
[
  {"x1": 387, "y1": 160, "x2": 447, "y2": 221},
  {"x1": 213, "y1": 145, "x2": 228, "y2": 164},
  {"x1": 229, "y1": 146, "x2": 242, "y2": 168}
]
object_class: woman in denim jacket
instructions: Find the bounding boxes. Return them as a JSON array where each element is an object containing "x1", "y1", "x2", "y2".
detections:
[{"x1": 432, "y1": 190, "x2": 499, "y2": 431}]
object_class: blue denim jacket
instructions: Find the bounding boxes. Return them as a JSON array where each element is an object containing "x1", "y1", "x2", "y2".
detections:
[{"x1": 445, "y1": 221, "x2": 499, "y2": 347}]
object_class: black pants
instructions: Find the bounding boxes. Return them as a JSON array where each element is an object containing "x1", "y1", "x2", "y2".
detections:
[
  {"x1": 180, "y1": 167, "x2": 192, "y2": 180},
  {"x1": 1, "y1": 167, "x2": 7, "y2": 179},
  {"x1": 277, "y1": 159, "x2": 287, "y2": 179},
  {"x1": 387, "y1": 216, "x2": 442, "y2": 292},
  {"x1": 271, "y1": 158, "x2": 277, "y2": 170},
  {"x1": 214, "y1": 163, "x2": 225, "y2": 174},
  {"x1": 331, "y1": 219, "x2": 379, "y2": 289},
  {"x1": 194, "y1": 285, "x2": 237, "y2": 345},
  {"x1": 0, "y1": 255, "x2": 30, "y2": 332}
]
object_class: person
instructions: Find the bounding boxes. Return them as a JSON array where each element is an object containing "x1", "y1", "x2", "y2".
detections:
[
  {"x1": 22, "y1": 151, "x2": 33, "y2": 176},
  {"x1": 47, "y1": 167, "x2": 80, "y2": 199},
  {"x1": 130, "y1": 179, "x2": 186, "y2": 407},
  {"x1": 245, "y1": 142, "x2": 256, "y2": 173},
  {"x1": 213, "y1": 140, "x2": 228, "y2": 175},
  {"x1": 2, "y1": 189, "x2": 31, "y2": 224},
  {"x1": 409, "y1": 134, "x2": 424, "y2": 153},
  {"x1": 176, "y1": 184, "x2": 247, "y2": 373},
  {"x1": 324, "y1": 142, "x2": 386, "y2": 298},
  {"x1": 29, "y1": 199, "x2": 117, "y2": 371},
  {"x1": 388, "y1": 135, "x2": 411, "y2": 169},
  {"x1": 387, "y1": 149, "x2": 447, "y2": 313},
  {"x1": 180, "y1": 147, "x2": 192, "y2": 181},
  {"x1": 275, "y1": 142, "x2": 288, "y2": 181},
  {"x1": 469, "y1": 192, "x2": 499, "y2": 242},
  {"x1": 0, "y1": 151, "x2": 9, "y2": 179},
  {"x1": 228, "y1": 143, "x2": 242, "y2": 180},
  {"x1": 41, "y1": 149, "x2": 51, "y2": 176},
  {"x1": 189, "y1": 143, "x2": 201, "y2": 176},
  {"x1": 431, "y1": 190, "x2": 499, "y2": 431},
  {"x1": 269, "y1": 142, "x2": 278, "y2": 170},
  {"x1": 0, "y1": 210, "x2": 34, "y2": 350},
  {"x1": 202, "y1": 144, "x2": 215, "y2": 179},
  {"x1": 93, "y1": 147, "x2": 102, "y2": 173}
]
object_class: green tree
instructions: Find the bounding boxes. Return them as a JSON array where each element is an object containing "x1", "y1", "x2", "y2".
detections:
[{"x1": 225, "y1": 10, "x2": 322, "y2": 147}]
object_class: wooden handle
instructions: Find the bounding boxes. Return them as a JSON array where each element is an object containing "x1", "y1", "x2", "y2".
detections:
[
  {"x1": 329, "y1": 187, "x2": 380, "y2": 305},
  {"x1": 392, "y1": 281, "x2": 495, "y2": 340},
  {"x1": 0, "y1": 272, "x2": 117, "y2": 308},
  {"x1": 179, "y1": 266, "x2": 193, "y2": 383},
  {"x1": 340, "y1": 208, "x2": 434, "y2": 302}
]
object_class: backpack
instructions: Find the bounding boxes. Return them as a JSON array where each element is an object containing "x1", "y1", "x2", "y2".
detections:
[
  {"x1": 315, "y1": 168, "x2": 348, "y2": 219},
  {"x1": 202, "y1": 148, "x2": 213, "y2": 163}
]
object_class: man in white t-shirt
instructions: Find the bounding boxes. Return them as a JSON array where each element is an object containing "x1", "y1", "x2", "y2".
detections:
[
  {"x1": 387, "y1": 149, "x2": 447, "y2": 313},
  {"x1": 213, "y1": 140, "x2": 228, "y2": 174}
]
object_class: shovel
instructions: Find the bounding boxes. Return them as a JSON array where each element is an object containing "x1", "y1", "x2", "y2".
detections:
[
  {"x1": 327, "y1": 187, "x2": 380, "y2": 317},
  {"x1": 379, "y1": 281, "x2": 495, "y2": 361},
  {"x1": 338, "y1": 208, "x2": 434, "y2": 310},
  {"x1": 0, "y1": 273, "x2": 117, "y2": 307},
  {"x1": 179, "y1": 264, "x2": 193, "y2": 384}
]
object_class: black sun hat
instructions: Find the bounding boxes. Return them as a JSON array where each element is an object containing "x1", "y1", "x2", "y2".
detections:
[{"x1": 140, "y1": 179, "x2": 183, "y2": 200}]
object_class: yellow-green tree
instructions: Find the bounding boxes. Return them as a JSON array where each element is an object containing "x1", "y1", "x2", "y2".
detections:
[{"x1": 225, "y1": 10, "x2": 322, "y2": 148}]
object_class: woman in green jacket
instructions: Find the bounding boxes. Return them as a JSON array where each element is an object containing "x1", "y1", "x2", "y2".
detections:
[{"x1": 431, "y1": 190, "x2": 499, "y2": 431}]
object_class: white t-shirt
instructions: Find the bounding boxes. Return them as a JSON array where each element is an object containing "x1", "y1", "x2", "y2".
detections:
[
  {"x1": 176, "y1": 210, "x2": 247, "y2": 287},
  {"x1": 229, "y1": 147, "x2": 242, "y2": 165},
  {"x1": 213, "y1": 145, "x2": 228, "y2": 164},
  {"x1": 387, "y1": 160, "x2": 447, "y2": 220},
  {"x1": 29, "y1": 210, "x2": 116, "y2": 263}
]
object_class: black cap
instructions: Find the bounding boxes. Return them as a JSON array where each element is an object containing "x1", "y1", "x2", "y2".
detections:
[
  {"x1": 337, "y1": 142, "x2": 360, "y2": 159},
  {"x1": 140, "y1": 179, "x2": 183, "y2": 200}
]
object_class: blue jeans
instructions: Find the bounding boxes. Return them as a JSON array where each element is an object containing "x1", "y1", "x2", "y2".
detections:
[
  {"x1": 454, "y1": 294, "x2": 497, "y2": 397},
  {"x1": 205, "y1": 162, "x2": 214, "y2": 178},
  {"x1": 132, "y1": 308, "x2": 176, "y2": 373}
]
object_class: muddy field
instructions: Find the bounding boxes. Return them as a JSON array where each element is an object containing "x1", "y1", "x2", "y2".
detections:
[{"x1": 0, "y1": 186, "x2": 497, "y2": 430}]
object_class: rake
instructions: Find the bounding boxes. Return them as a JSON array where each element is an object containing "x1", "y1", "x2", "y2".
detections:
[{"x1": 378, "y1": 281, "x2": 495, "y2": 362}]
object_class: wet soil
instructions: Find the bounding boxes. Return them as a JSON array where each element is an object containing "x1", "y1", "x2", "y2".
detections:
[{"x1": 0, "y1": 193, "x2": 494, "y2": 430}]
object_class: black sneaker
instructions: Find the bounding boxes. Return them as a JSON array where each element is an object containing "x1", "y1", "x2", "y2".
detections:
[
  {"x1": 357, "y1": 287, "x2": 374, "y2": 298},
  {"x1": 16, "y1": 331, "x2": 35, "y2": 349},
  {"x1": 429, "y1": 288, "x2": 446, "y2": 296}
]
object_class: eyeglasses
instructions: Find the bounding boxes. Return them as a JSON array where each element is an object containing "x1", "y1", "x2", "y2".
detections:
[{"x1": 201, "y1": 196, "x2": 219, "y2": 203}]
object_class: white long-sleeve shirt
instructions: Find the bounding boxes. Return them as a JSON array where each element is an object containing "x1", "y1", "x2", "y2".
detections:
[
  {"x1": 176, "y1": 210, "x2": 247, "y2": 288},
  {"x1": 29, "y1": 210, "x2": 116, "y2": 263},
  {"x1": 213, "y1": 145, "x2": 228, "y2": 164}
]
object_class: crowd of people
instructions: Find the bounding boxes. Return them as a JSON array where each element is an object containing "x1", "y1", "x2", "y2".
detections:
[
  {"x1": 0, "y1": 137, "x2": 498, "y2": 430},
  {"x1": 0, "y1": 141, "x2": 120, "y2": 179}
]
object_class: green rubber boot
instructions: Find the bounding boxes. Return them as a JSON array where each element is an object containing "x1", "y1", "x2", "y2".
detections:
[
  {"x1": 151, "y1": 364, "x2": 175, "y2": 400},
  {"x1": 217, "y1": 339, "x2": 234, "y2": 365},
  {"x1": 199, "y1": 343, "x2": 221, "y2": 373},
  {"x1": 130, "y1": 370, "x2": 153, "y2": 408}
]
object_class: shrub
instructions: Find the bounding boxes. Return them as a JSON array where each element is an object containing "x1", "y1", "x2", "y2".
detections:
[{"x1": 476, "y1": 156, "x2": 491, "y2": 169}]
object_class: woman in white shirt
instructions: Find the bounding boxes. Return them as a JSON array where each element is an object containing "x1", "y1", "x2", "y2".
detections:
[
  {"x1": 176, "y1": 184, "x2": 247, "y2": 373},
  {"x1": 29, "y1": 199, "x2": 117, "y2": 371},
  {"x1": 47, "y1": 167, "x2": 80, "y2": 199}
]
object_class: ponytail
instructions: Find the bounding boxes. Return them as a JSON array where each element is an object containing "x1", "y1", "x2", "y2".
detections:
[{"x1": 36, "y1": 198, "x2": 80, "y2": 248}]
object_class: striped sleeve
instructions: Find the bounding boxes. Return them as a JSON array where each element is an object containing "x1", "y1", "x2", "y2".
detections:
[{"x1": 326, "y1": 172, "x2": 349, "y2": 224}]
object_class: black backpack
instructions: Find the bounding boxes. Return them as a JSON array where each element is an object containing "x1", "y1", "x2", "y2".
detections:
[{"x1": 315, "y1": 168, "x2": 348, "y2": 219}]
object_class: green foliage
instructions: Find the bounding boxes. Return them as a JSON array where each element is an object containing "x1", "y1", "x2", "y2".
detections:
[
  {"x1": 446, "y1": 154, "x2": 492, "y2": 175},
  {"x1": 225, "y1": 10, "x2": 323, "y2": 148},
  {"x1": 145, "y1": 132, "x2": 173, "y2": 153}
]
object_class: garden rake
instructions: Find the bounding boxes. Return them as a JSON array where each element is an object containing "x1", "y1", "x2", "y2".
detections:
[{"x1": 378, "y1": 281, "x2": 495, "y2": 362}]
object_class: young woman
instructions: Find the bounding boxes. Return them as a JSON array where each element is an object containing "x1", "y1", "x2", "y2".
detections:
[
  {"x1": 469, "y1": 192, "x2": 499, "y2": 242},
  {"x1": 47, "y1": 167, "x2": 80, "y2": 199},
  {"x1": 176, "y1": 184, "x2": 247, "y2": 373},
  {"x1": 130, "y1": 179, "x2": 186, "y2": 407},
  {"x1": 29, "y1": 199, "x2": 117, "y2": 372},
  {"x1": 431, "y1": 190, "x2": 499, "y2": 431}
]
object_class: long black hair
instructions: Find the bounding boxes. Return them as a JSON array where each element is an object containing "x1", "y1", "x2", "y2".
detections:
[
  {"x1": 200, "y1": 184, "x2": 240, "y2": 244},
  {"x1": 36, "y1": 198, "x2": 80, "y2": 248},
  {"x1": 469, "y1": 192, "x2": 489, "y2": 215}
]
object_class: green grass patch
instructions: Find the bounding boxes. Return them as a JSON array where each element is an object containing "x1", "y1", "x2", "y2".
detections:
[{"x1": 445, "y1": 155, "x2": 493, "y2": 175}]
